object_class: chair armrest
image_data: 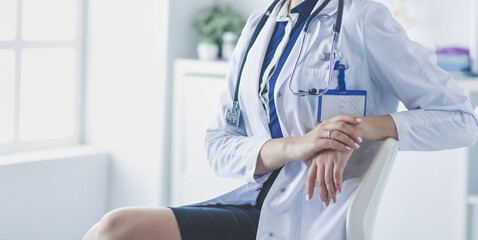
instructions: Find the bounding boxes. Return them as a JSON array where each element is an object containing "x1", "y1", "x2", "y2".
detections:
[{"x1": 346, "y1": 138, "x2": 399, "y2": 240}]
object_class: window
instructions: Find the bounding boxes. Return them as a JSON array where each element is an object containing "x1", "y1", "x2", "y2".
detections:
[{"x1": 0, "y1": 0, "x2": 86, "y2": 154}]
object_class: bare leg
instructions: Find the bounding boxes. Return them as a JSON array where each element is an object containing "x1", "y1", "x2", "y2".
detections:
[
  {"x1": 82, "y1": 207, "x2": 181, "y2": 240},
  {"x1": 83, "y1": 223, "x2": 99, "y2": 240}
]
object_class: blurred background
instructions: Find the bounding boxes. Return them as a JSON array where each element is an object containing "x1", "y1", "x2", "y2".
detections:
[{"x1": 0, "y1": 0, "x2": 478, "y2": 239}]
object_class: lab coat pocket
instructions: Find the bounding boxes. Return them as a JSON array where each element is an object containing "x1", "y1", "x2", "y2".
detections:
[{"x1": 298, "y1": 68, "x2": 328, "y2": 91}]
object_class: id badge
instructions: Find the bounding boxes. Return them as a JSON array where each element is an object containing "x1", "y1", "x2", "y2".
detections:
[{"x1": 317, "y1": 89, "x2": 367, "y2": 122}]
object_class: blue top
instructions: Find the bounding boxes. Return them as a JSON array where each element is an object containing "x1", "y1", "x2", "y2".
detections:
[{"x1": 260, "y1": 0, "x2": 318, "y2": 139}]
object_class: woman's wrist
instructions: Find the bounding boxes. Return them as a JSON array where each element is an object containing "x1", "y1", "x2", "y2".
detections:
[
  {"x1": 256, "y1": 138, "x2": 293, "y2": 176},
  {"x1": 284, "y1": 136, "x2": 299, "y2": 160},
  {"x1": 356, "y1": 115, "x2": 398, "y2": 141}
]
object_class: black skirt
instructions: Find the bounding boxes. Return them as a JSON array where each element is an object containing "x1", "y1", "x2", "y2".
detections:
[
  {"x1": 169, "y1": 168, "x2": 282, "y2": 240},
  {"x1": 170, "y1": 204, "x2": 260, "y2": 240}
]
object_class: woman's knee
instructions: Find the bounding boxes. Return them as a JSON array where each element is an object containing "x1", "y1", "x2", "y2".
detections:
[
  {"x1": 94, "y1": 207, "x2": 181, "y2": 240},
  {"x1": 95, "y1": 208, "x2": 132, "y2": 240}
]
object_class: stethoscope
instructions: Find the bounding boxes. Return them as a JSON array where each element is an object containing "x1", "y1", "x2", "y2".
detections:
[{"x1": 225, "y1": 0, "x2": 344, "y2": 127}]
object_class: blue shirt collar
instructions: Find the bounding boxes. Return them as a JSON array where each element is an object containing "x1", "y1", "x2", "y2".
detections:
[{"x1": 291, "y1": 0, "x2": 319, "y2": 18}]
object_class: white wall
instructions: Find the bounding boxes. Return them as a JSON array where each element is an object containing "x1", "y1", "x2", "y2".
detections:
[
  {"x1": 85, "y1": 0, "x2": 266, "y2": 211},
  {"x1": 232, "y1": 0, "x2": 269, "y2": 16},
  {"x1": 162, "y1": 0, "x2": 268, "y2": 204},
  {"x1": 163, "y1": 0, "x2": 215, "y2": 206},
  {"x1": 373, "y1": 148, "x2": 468, "y2": 240},
  {"x1": 0, "y1": 149, "x2": 109, "y2": 240},
  {"x1": 86, "y1": 0, "x2": 167, "y2": 208},
  {"x1": 380, "y1": 0, "x2": 471, "y2": 48}
]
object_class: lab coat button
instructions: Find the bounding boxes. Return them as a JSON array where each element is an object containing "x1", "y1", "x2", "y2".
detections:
[
  {"x1": 277, "y1": 92, "x2": 282, "y2": 98},
  {"x1": 268, "y1": 232, "x2": 274, "y2": 237},
  {"x1": 280, "y1": 187, "x2": 286, "y2": 192}
]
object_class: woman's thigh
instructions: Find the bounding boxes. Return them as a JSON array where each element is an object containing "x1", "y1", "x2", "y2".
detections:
[{"x1": 96, "y1": 207, "x2": 181, "y2": 240}]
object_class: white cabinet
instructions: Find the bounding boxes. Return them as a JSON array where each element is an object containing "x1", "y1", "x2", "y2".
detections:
[{"x1": 171, "y1": 59, "x2": 246, "y2": 206}]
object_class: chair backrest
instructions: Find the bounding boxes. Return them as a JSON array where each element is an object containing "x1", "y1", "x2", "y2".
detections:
[{"x1": 346, "y1": 138, "x2": 399, "y2": 240}]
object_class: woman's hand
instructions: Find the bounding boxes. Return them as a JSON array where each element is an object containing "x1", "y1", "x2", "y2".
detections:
[
  {"x1": 354, "y1": 115, "x2": 398, "y2": 142},
  {"x1": 286, "y1": 114, "x2": 362, "y2": 161},
  {"x1": 303, "y1": 114, "x2": 399, "y2": 207},
  {"x1": 305, "y1": 149, "x2": 354, "y2": 207},
  {"x1": 256, "y1": 114, "x2": 363, "y2": 176}
]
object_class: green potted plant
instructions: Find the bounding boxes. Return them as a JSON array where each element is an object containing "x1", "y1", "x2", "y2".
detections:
[{"x1": 193, "y1": 2, "x2": 245, "y2": 60}]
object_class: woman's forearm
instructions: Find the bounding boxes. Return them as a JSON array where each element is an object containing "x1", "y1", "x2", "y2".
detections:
[
  {"x1": 255, "y1": 138, "x2": 294, "y2": 176},
  {"x1": 255, "y1": 115, "x2": 364, "y2": 176},
  {"x1": 357, "y1": 115, "x2": 398, "y2": 141}
]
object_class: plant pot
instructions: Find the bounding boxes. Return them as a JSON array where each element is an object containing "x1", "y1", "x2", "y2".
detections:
[
  {"x1": 222, "y1": 32, "x2": 238, "y2": 61},
  {"x1": 197, "y1": 42, "x2": 219, "y2": 61}
]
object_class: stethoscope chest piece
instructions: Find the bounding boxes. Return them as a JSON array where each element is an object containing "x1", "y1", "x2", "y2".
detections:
[{"x1": 225, "y1": 101, "x2": 241, "y2": 128}]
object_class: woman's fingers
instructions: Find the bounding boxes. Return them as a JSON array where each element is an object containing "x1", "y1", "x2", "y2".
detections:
[
  {"x1": 324, "y1": 163, "x2": 336, "y2": 205},
  {"x1": 329, "y1": 130, "x2": 360, "y2": 150},
  {"x1": 317, "y1": 139, "x2": 352, "y2": 152},
  {"x1": 333, "y1": 162, "x2": 344, "y2": 194},
  {"x1": 306, "y1": 150, "x2": 352, "y2": 209},
  {"x1": 327, "y1": 114, "x2": 362, "y2": 125},
  {"x1": 305, "y1": 161, "x2": 317, "y2": 201},
  {"x1": 307, "y1": 151, "x2": 349, "y2": 208},
  {"x1": 316, "y1": 162, "x2": 329, "y2": 207},
  {"x1": 324, "y1": 121, "x2": 362, "y2": 144}
]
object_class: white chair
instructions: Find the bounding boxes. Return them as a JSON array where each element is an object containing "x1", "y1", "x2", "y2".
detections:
[{"x1": 346, "y1": 138, "x2": 399, "y2": 240}]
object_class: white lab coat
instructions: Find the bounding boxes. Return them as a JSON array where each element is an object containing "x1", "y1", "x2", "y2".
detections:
[{"x1": 203, "y1": 0, "x2": 478, "y2": 239}]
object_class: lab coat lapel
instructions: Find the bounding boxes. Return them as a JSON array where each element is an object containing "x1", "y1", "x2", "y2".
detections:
[
  {"x1": 274, "y1": 0, "x2": 339, "y2": 95},
  {"x1": 273, "y1": 31, "x2": 309, "y2": 96},
  {"x1": 239, "y1": 2, "x2": 283, "y2": 137}
]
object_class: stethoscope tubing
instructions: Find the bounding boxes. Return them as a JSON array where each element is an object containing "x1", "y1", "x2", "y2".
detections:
[
  {"x1": 234, "y1": 0, "x2": 343, "y2": 100},
  {"x1": 232, "y1": 0, "x2": 281, "y2": 103},
  {"x1": 288, "y1": 0, "x2": 343, "y2": 97},
  {"x1": 225, "y1": 0, "x2": 344, "y2": 127},
  {"x1": 288, "y1": 28, "x2": 339, "y2": 97}
]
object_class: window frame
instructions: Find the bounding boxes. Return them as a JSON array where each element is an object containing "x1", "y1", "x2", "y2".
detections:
[{"x1": 0, "y1": 0, "x2": 87, "y2": 154}]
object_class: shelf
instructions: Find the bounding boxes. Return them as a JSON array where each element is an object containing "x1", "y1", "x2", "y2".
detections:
[
  {"x1": 457, "y1": 80, "x2": 478, "y2": 92},
  {"x1": 468, "y1": 195, "x2": 478, "y2": 205},
  {"x1": 175, "y1": 59, "x2": 230, "y2": 77}
]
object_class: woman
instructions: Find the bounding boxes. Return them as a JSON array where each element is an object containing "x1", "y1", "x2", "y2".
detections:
[{"x1": 83, "y1": 0, "x2": 478, "y2": 239}]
